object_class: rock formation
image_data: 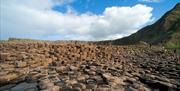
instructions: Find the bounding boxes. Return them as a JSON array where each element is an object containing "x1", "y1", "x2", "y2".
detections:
[{"x1": 0, "y1": 41, "x2": 179, "y2": 91}]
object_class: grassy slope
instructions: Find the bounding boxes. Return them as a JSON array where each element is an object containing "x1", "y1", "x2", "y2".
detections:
[{"x1": 111, "y1": 3, "x2": 180, "y2": 49}]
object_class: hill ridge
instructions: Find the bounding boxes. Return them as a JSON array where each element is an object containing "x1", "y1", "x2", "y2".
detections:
[{"x1": 111, "y1": 3, "x2": 180, "y2": 48}]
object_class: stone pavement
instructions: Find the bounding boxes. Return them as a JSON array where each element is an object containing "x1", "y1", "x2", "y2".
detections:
[{"x1": 0, "y1": 41, "x2": 179, "y2": 91}]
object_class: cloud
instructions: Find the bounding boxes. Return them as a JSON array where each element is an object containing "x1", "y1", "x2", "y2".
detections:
[
  {"x1": 0, "y1": 0, "x2": 153, "y2": 41},
  {"x1": 139, "y1": 0, "x2": 160, "y2": 2}
]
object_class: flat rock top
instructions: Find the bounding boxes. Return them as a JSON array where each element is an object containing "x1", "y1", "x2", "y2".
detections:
[{"x1": 0, "y1": 42, "x2": 179, "y2": 91}]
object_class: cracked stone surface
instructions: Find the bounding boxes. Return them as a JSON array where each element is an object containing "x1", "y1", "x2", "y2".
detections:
[{"x1": 0, "y1": 41, "x2": 179, "y2": 91}]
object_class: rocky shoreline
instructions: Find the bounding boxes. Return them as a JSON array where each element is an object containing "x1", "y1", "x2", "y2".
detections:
[{"x1": 0, "y1": 41, "x2": 179, "y2": 91}]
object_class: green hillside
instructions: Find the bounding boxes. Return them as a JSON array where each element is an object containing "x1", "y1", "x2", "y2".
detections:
[{"x1": 111, "y1": 3, "x2": 180, "y2": 49}]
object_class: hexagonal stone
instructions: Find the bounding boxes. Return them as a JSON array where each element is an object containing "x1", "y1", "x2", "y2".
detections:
[
  {"x1": 39, "y1": 79, "x2": 54, "y2": 90},
  {"x1": 0, "y1": 84, "x2": 16, "y2": 91},
  {"x1": 70, "y1": 65, "x2": 78, "y2": 71},
  {"x1": 77, "y1": 75, "x2": 86, "y2": 83},
  {"x1": 72, "y1": 83, "x2": 86, "y2": 90},
  {"x1": 15, "y1": 61, "x2": 27, "y2": 68},
  {"x1": 0, "y1": 53, "x2": 10, "y2": 61},
  {"x1": 96, "y1": 85, "x2": 111, "y2": 91},
  {"x1": 11, "y1": 82, "x2": 38, "y2": 91},
  {"x1": 48, "y1": 76, "x2": 60, "y2": 83},
  {"x1": 86, "y1": 78, "x2": 97, "y2": 89},
  {"x1": 40, "y1": 86, "x2": 59, "y2": 91},
  {"x1": 55, "y1": 66, "x2": 67, "y2": 73},
  {"x1": 0, "y1": 73, "x2": 18, "y2": 84}
]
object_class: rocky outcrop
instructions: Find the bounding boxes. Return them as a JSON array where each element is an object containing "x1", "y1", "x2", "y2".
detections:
[{"x1": 0, "y1": 41, "x2": 179, "y2": 91}]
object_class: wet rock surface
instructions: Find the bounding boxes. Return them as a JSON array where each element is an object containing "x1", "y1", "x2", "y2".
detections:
[{"x1": 0, "y1": 41, "x2": 179, "y2": 91}]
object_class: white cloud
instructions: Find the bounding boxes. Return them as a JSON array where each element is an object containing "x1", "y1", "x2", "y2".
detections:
[{"x1": 0, "y1": 0, "x2": 153, "y2": 41}]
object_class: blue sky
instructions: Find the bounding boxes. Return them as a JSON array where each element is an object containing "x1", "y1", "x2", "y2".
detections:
[
  {"x1": 0, "y1": 0, "x2": 179, "y2": 40},
  {"x1": 53, "y1": 0, "x2": 179, "y2": 21}
]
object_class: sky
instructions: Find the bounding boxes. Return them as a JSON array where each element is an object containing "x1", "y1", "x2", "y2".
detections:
[{"x1": 0, "y1": 0, "x2": 179, "y2": 41}]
